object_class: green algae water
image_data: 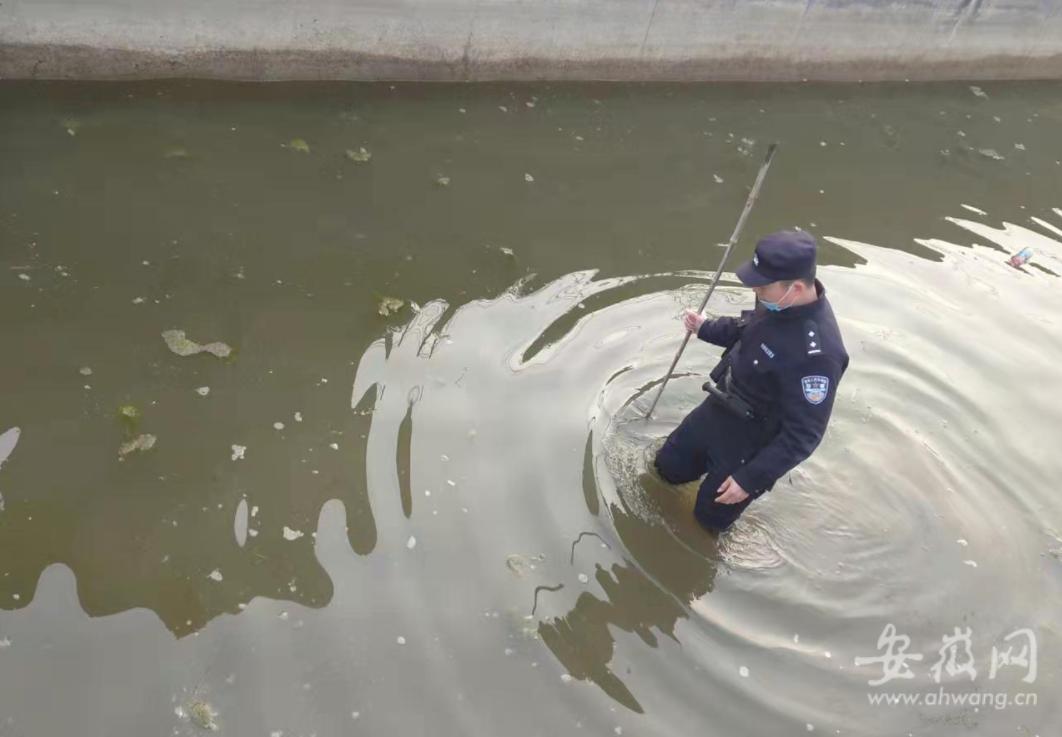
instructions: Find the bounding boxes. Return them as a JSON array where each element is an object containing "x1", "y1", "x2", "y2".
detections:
[{"x1": 1, "y1": 80, "x2": 1061, "y2": 736}]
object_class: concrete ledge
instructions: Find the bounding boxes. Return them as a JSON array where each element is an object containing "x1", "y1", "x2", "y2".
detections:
[
  {"x1": 4, "y1": 0, "x2": 1062, "y2": 81},
  {"x1": 5, "y1": 43, "x2": 1062, "y2": 82}
]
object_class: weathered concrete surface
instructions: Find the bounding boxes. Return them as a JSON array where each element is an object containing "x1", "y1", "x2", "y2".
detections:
[{"x1": 3, "y1": 0, "x2": 1062, "y2": 81}]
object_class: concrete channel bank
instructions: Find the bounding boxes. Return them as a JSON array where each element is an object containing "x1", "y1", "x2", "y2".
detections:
[{"x1": 2, "y1": 0, "x2": 1062, "y2": 81}]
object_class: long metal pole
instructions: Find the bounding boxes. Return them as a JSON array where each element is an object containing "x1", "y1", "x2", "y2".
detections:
[{"x1": 643, "y1": 142, "x2": 778, "y2": 419}]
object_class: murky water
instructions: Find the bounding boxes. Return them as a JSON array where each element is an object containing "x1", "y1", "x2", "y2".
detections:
[{"x1": 1, "y1": 80, "x2": 1061, "y2": 736}]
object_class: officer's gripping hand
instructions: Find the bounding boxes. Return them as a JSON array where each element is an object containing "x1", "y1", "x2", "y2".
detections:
[
  {"x1": 682, "y1": 309, "x2": 707, "y2": 334},
  {"x1": 716, "y1": 475, "x2": 750, "y2": 505}
]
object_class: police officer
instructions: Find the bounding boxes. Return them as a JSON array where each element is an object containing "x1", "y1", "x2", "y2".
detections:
[{"x1": 654, "y1": 230, "x2": 849, "y2": 532}]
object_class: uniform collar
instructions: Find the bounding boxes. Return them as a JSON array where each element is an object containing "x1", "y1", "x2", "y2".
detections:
[{"x1": 765, "y1": 279, "x2": 826, "y2": 320}]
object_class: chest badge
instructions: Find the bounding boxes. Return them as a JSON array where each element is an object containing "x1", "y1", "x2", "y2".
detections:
[{"x1": 801, "y1": 375, "x2": 829, "y2": 405}]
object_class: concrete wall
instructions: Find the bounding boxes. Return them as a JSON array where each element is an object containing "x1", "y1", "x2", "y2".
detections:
[{"x1": 3, "y1": 0, "x2": 1062, "y2": 81}]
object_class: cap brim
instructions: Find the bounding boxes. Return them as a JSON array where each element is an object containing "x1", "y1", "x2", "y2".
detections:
[{"x1": 735, "y1": 260, "x2": 774, "y2": 287}]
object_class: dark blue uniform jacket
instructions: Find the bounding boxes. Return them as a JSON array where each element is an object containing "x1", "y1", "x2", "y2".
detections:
[{"x1": 696, "y1": 279, "x2": 849, "y2": 496}]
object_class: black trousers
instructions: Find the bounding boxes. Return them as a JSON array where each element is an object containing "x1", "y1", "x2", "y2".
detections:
[{"x1": 653, "y1": 396, "x2": 773, "y2": 532}]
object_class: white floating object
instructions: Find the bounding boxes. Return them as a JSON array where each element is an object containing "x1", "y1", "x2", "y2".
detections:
[
  {"x1": 446, "y1": 480, "x2": 456, "y2": 487},
  {"x1": 739, "y1": 666, "x2": 749, "y2": 677},
  {"x1": 329, "y1": 443, "x2": 339, "y2": 450},
  {"x1": 0, "y1": 427, "x2": 20, "y2": 471},
  {"x1": 524, "y1": 173, "x2": 535, "y2": 182},
  {"x1": 577, "y1": 573, "x2": 589, "y2": 584},
  {"x1": 234, "y1": 498, "x2": 249, "y2": 547},
  {"x1": 351, "y1": 712, "x2": 360, "y2": 720},
  {"x1": 283, "y1": 526, "x2": 304, "y2": 541},
  {"x1": 294, "y1": 411, "x2": 303, "y2": 422},
  {"x1": 196, "y1": 386, "x2": 210, "y2": 396},
  {"x1": 956, "y1": 538, "x2": 968, "y2": 546},
  {"x1": 806, "y1": 724, "x2": 815, "y2": 732},
  {"x1": 17, "y1": 274, "x2": 30, "y2": 282},
  {"x1": 960, "y1": 204, "x2": 987, "y2": 216},
  {"x1": 407, "y1": 535, "x2": 417, "y2": 550},
  {"x1": 207, "y1": 569, "x2": 223, "y2": 582},
  {"x1": 963, "y1": 559, "x2": 978, "y2": 567},
  {"x1": 396, "y1": 635, "x2": 406, "y2": 645},
  {"x1": 231, "y1": 444, "x2": 246, "y2": 461},
  {"x1": 79, "y1": 366, "x2": 93, "y2": 376},
  {"x1": 560, "y1": 674, "x2": 573, "y2": 683},
  {"x1": 273, "y1": 422, "x2": 285, "y2": 430}
]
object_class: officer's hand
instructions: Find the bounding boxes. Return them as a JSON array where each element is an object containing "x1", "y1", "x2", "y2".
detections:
[
  {"x1": 683, "y1": 309, "x2": 706, "y2": 334},
  {"x1": 715, "y1": 476, "x2": 750, "y2": 505}
]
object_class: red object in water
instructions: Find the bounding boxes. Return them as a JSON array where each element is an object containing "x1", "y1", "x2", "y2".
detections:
[{"x1": 1007, "y1": 247, "x2": 1033, "y2": 268}]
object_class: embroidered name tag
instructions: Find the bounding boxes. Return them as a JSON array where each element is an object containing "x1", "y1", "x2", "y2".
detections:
[{"x1": 801, "y1": 375, "x2": 829, "y2": 405}]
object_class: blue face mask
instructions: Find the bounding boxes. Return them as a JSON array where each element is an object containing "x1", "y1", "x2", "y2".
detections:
[{"x1": 759, "y1": 284, "x2": 795, "y2": 312}]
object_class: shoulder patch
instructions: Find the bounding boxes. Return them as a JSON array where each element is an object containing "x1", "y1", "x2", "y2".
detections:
[{"x1": 801, "y1": 375, "x2": 829, "y2": 405}]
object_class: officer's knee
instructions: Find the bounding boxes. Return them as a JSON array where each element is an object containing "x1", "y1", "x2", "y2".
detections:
[{"x1": 653, "y1": 443, "x2": 690, "y2": 485}]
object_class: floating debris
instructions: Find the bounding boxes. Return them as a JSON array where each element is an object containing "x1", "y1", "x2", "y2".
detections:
[
  {"x1": 738, "y1": 666, "x2": 750, "y2": 677},
  {"x1": 61, "y1": 119, "x2": 80, "y2": 136},
  {"x1": 185, "y1": 699, "x2": 219, "y2": 731},
  {"x1": 273, "y1": 422, "x2": 285, "y2": 431},
  {"x1": 960, "y1": 204, "x2": 987, "y2": 216},
  {"x1": 963, "y1": 560, "x2": 979, "y2": 568},
  {"x1": 282, "y1": 526, "x2": 304, "y2": 541},
  {"x1": 434, "y1": 175, "x2": 451, "y2": 187},
  {"x1": 498, "y1": 105, "x2": 508, "y2": 113},
  {"x1": 969, "y1": 85, "x2": 989, "y2": 99},
  {"x1": 1007, "y1": 247, "x2": 1033, "y2": 268},
  {"x1": 207, "y1": 569, "x2": 223, "y2": 582},
  {"x1": 132, "y1": 297, "x2": 145, "y2": 304},
  {"x1": 713, "y1": 174, "x2": 724, "y2": 184},
  {"x1": 17, "y1": 273, "x2": 30, "y2": 282},
  {"x1": 956, "y1": 538, "x2": 969, "y2": 546},
  {"x1": 1014, "y1": 142, "x2": 1026, "y2": 151},
  {"x1": 406, "y1": 535, "x2": 417, "y2": 550},
  {"x1": 505, "y1": 553, "x2": 545, "y2": 578},
  {"x1": 230, "y1": 444, "x2": 246, "y2": 461},
  {"x1": 79, "y1": 366, "x2": 93, "y2": 376},
  {"x1": 234, "y1": 499, "x2": 249, "y2": 547},
  {"x1": 524, "y1": 173, "x2": 535, "y2": 183},
  {"x1": 396, "y1": 635, "x2": 407, "y2": 645},
  {"x1": 977, "y1": 148, "x2": 1005, "y2": 161},
  {"x1": 499, "y1": 247, "x2": 515, "y2": 257},
  {"x1": 117, "y1": 404, "x2": 142, "y2": 434},
  {"x1": 378, "y1": 296, "x2": 405, "y2": 317},
  {"x1": 577, "y1": 573, "x2": 589, "y2": 584},
  {"x1": 345, "y1": 147, "x2": 372, "y2": 163},
  {"x1": 0, "y1": 427, "x2": 20, "y2": 472},
  {"x1": 195, "y1": 386, "x2": 210, "y2": 397},
  {"x1": 286, "y1": 138, "x2": 310, "y2": 153},
  {"x1": 118, "y1": 433, "x2": 156, "y2": 458},
  {"x1": 162, "y1": 330, "x2": 232, "y2": 359},
  {"x1": 329, "y1": 442, "x2": 339, "y2": 450},
  {"x1": 163, "y1": 147, "x2": 190, "y2": 159},
  {"x1": 294, "y1": 412, "x2": 303, "y2": 422}
]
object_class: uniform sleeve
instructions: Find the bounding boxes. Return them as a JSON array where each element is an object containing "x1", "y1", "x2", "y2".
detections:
[
  {"x1": 696, "y1": 312, "x2": 750, "y2": 349},
  {"x1": 731, "y1": 355, "x2": 843, "y2": 496}
]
